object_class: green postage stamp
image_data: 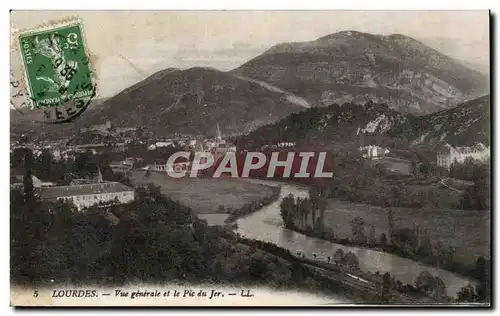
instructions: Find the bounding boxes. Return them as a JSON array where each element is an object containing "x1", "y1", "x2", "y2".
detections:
[{"x1": 15, "y1": 18, "x2": 96, "y2": 123}]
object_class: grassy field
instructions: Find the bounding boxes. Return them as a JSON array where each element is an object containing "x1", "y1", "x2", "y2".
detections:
[
  {"x1": 322, "y1": 200, "x2": 490, "y2": 265},
  {"x1": 129, "y1": 171, "x2": 275, "y2": 214}
]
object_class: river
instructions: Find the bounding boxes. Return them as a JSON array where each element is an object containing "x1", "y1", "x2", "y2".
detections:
[{"x1": 235, "y1": 179, "x2": 476, "y2": 298}]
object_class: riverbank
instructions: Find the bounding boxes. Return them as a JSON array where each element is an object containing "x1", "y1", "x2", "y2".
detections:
[
  {"x1": 236, "y1": 180, "x2": 479, "y2": 298},
  {"x1": 236, "y1": 237, "x2": 440, "y2": 304},
  {"x1": 286, "y1": 222, "x2": 484, "y2": 286},
  {"x1": 322, "y1": 199, "x2": 489, "y2": 265},
  {"x1": 224, "y1": 185, "x2": 281, "y2": 223}
]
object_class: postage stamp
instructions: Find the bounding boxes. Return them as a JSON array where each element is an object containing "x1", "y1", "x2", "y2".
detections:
[{"x1": 14, "y1": 18, "x2": 96, "y2": 123}]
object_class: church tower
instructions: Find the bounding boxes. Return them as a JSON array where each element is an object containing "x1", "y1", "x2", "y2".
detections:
[{"x1": 216, "y1": 123, "x2": 222, "y2": 142}]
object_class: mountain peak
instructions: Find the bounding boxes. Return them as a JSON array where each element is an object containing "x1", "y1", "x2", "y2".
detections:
[
  {"x1": 317, "y1": 30, "x2": 367, "y2": 39},
  {"x1": 78, "y1": 65, "x2": 306, "y2": 136},
  {"x1": 232, "y1": 30, "x2": 489, "y2": 115},
  {"x1": 387, "y1": 33, "x2": 413, "y2": 40}
]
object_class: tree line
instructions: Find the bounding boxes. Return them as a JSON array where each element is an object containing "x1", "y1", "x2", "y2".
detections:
[{"x1": 279, "y1": 191, "x2": 490, "y2": 303}]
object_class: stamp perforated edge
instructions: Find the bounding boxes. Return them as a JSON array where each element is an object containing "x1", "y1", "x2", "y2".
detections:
[{"x1": 10, "y1": 13, "x2": 99, "y2": 111}]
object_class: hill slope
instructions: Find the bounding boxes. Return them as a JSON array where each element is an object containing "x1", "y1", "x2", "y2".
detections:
[
  {"x1": 237, "y1": 95, "x2": 490, "y2": 149},
  {"x1": 236, "y1": 101, "x2": 408, "y2": 148},
  {"x1": 232, "y1": 31, "x2": 489, "y2": 115},
  {"x1": 389, "y1": 95, "x2": 490, "y2": 146},
  {"x1": 85, "y1": 67, "x2": 309, "y2": 136}
]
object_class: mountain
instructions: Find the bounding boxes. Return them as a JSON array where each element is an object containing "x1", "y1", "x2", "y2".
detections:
[
  {"x1": 84, "y1": 67, "x2": 309, "y2": 136},
  {"x1": 236, "y1": 101, "x2": 408, "y2": 149},
  {"x1": 232, "y1": 31, "x2": 489, "y2": 115},
  {"x1": 418, "y1": 36, "x2": 489, "y2": 75},
  {"x1": 10, "y1": 97, "x2": 109, "y2": 136},
  {"x1": 389, "y1": 95, "x2": 490, "y2": 146},
  {"x1": 237, "y1": 95, "x2": 490, "y2": 149}
]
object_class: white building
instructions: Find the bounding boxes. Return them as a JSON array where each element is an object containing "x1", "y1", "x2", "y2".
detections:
[
  {"x1": 147, "y1": 144, "x2": 157, "y2": 151},
  {"x1": 151, "y1": 157, "x2": 191, "y2": 174},
  {"x1": 40, "y1": 182, "x2": 135, "y2": 211},
  {"x1": 437, "y1": 143, "x2": 490, "y2": 169},
  {"x1": 359, "y1": 145, "x2": 390, "y2": 159},
  {"x1": 80, "y1": 121, "x2": 112, "y2": 133},
  {"x1": 155, "y1": 141, "x2": 173, "y2": 148},
  {"x1": 10, "y1": 173, "x2": 56, "y2": 189},
  {"x1": 213, "y1": 123, "x2": 236, "y2": 161}
]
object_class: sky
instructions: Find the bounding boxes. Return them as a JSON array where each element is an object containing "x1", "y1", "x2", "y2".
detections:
[{"x1": 10, "y1": 10, "x2": 490, "y2": 97}]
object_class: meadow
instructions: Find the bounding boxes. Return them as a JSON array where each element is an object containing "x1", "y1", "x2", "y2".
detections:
[
  {"x1": 129, "y1": 171, "x2": 274, "y2": 214},
  {"x1": 322, "y1": 199, "x2": 490, "y2": 265}
]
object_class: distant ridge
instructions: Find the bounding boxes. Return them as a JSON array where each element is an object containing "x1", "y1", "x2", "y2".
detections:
[{"x1": 232, "y1": 30, "x2": 489, "y2": 115}]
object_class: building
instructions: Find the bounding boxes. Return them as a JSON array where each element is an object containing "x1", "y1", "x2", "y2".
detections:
[
  {"x1": 115, "y1": 127, "x2": 137, "y2": 134},
  {"x1": 112, "y1": 143, "x2": 127, "y2": 153},
  {"x1": 80, "y1": 121, "x2": 112, "y2": 133},
  {"x1": 73, "y1": 143, "x2": 107, "y2": 154},
  {"x1": 10, "y1": 171, "x2": 56, "y2": 189},
  {"x1": 155, "y1": 141, "x2": 174, "y2": 148},
  {"x1": 213, "y1": 123, "x2": 237, "y2": 161},
  {"x1": 39, "y1": 182, "x2": 135, "y2": 211},
  {"x1": 10, "y1": 172, "x2": 24, "y2": 190},
  {"x1": 151, "y1": 157, "x2": 191, "y2": 174},
  {"x1": 359, "y1": 145, "x2": 390, "y2": 159},
  {"x1": 437, "y1": 143, "x2": 490, "y2": 169}
]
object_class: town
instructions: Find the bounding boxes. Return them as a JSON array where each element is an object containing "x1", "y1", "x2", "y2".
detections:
[{"x1": 10, "y1": 118, "x2": 490, "y2": 213}]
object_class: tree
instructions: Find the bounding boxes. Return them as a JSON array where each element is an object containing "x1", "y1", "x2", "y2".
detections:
[
  {"x1": 387, "y1": 208, "x2": 395, "y2": 244},
  {"x1": 381, "y1": 272, "x2": 391, "y2": 303},
  {"x1": 433, "y1": 277, "x2": 447, "y2": 299},
  {"x1": 417, "y1": 229, "x2": 433, "y2": 258},
  {"x1": 459, "y1": 179, "x2": 490, "y2": 210},
  {"x1": 390, "y1": 186, "x2": 402, "y2": 206},
  {"x1": 473, "y1": 256, "x2": 491, "y2": 302},
  {"x1": 456, "y1": 284, "x2": 477, "y2": 302},
  {"x1": 435, "y1": 243, "x2": 455, "y2": 266},
  {"x1": 368, "y1": 225, "x2": 376, "y2": 246},
  {"x1": 309, "y1": 185, "x2": 327, "y2": 228},
  {"x1": 11, "y1": 147, "x2": 29, "y2": 169},
  {"x1": 73, "y1": 150, "x2": 98, "y2": 179},
  {"x1": 333, "y1": 248, "x2": 344, "y2": 265},
  {"x1": 280, "y1": 194, "x2": 296, "y2": 229},
  {"x1": 218, "y1": 205, "x2": 226, "y2": 214},
  {"x1": 418, "y1": 162, "x2": 431, "y2": 178},
  {"x1": 380, "y1": 233, "x2": 387, "y2": 247},
  {"x1": 248, "y1": 254, "x2": 269, "y2": 280},
  {"x1": 298, "y1": 198, "x2": 313, "y2": 229},
  {"x1": 351, "y1": 216, "x2": 367, "y2": 245},
  {"x1": 414, "y1": 271, "x2": 435, "y2": 293},
  {"x1": 344, "y1": 252, "x2": 359, "y2": 270},
  {"x1": 23, "y1": 149, "x2": 35, "y2": 203},
  {"x1": 393, "y1": 228, "x2": 418, "y2": 255},
  {"x1": 34, "y1": 149, "x2": 54, "y2": 181}
]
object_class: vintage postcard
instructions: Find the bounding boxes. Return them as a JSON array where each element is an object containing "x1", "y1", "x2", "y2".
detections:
[{"x1": 9, "y1": 10, "x2": 491, "y2": 307}]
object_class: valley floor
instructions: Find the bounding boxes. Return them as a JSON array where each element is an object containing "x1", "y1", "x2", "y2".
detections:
[
  {"x1": 129, "y1": 171, "x2": 275, "y2": 214},
  {"x1": 322, "y1": 199, "x2": 490, "y2": 266}
]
